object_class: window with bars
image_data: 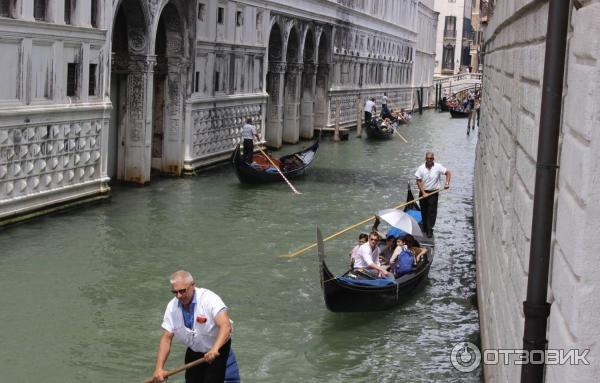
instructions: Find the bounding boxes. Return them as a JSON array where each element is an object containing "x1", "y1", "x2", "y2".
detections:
[
  {"x1": 198, "y1": 3, "x2": 205, "y2": 21},
  {"x1": 88, "y1": 64, "x2": 97, "y2": 96},
  {"x1": 217, "y1": 7, "x2": 224, "y2": 24},
  {"x1": 0, "y1": 1, "x2": 10, "y2": 17},
  {"x1": 34, "y1": 0, "x2": 46, "y2": 21},
  {"x1": 67, "y1": 63, "x2": 78, "y2": 97},
  {"x1": 91, "y1": 0, "x2": 98, "y2": 28},
  {"x1": 64, "y1": 0, "x2": 72, "y2": 25}
]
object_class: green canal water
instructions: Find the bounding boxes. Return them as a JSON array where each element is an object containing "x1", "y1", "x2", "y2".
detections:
[{"x1": 0, "y1": 110, "x2": 481, "y2": 382}]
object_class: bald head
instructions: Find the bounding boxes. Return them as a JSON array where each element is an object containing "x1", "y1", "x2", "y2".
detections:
[{"x1": 170, "y1": 270, "x2": 194, "y2": 285}]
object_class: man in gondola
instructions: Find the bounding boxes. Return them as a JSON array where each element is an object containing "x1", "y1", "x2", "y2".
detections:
[
  {"x1": 354, "y1": 232, "x2": 392, "y2": 279},
  {"x1": 241, "y1": 118, "x2": 260, "y2": 163},
  {"x1": 415, "y1": 152, "x2": 451, "y2": 238},
  {"x1": 152, "y1": 270, "x2": 233, "y2": 383}
]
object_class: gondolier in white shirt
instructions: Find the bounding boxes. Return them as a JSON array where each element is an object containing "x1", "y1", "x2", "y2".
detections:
[
  {"x1": 241, "y1": 118, "x2": 260, "y2": 163},
  {"x1": 354, "y1": 232, "x2": 392, "y2": 279},
  {"x1": 364, "y1": 97, "x2": 376, "y2": 127},
  {"x1": 153, "y1": 270, "x2": 233, "y2": 383},
  {"x1": 415, "y1": 151, "x2": 451, "y2": 238}
]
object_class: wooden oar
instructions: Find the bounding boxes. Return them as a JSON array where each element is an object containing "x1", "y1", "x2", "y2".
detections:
[
  {"x1": 393, "y1": 127, "x2": 408, "y2": 143},
  {"x1": 279, "y1": 189, "x2": 443, "y2": 259},
  {"x1": 253, "y1": 141, "x2": 301, "y2": 195},
  {"x1": 143, "y1": 357, "x2": 207, "y2": 383}
]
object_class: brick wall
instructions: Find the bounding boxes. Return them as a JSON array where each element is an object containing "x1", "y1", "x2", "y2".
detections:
[{"x1": 475, "y1": 0, "x2": 600, "y2": 381}]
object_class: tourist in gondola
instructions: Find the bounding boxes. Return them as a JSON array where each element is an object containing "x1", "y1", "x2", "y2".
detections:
[
  {"x1": 349, "y1": 233, "x2": 369, "y2": 268},
  {"x1": 382, "y1": 92, "x2": 388, "y2": 109},
  {"x1": 241, "y1": 118, "x2": 260, "y2": 163},
  {"x1": 379, "y1": 234, "x2": 397, "y2": 266},
  {"x1": 380, "y1": 104, "x2": 393, "y2": 120},
  {"x1": 402, "y1": 234, "x2": 428, "y2": 264},
  {"x1": 354, "y1": 232, "x2": 393, "y2": 279},
  {"x1": 415, "y1": 151, "x2": 452, "y2": 238},
  {"x1": 152, "y1": 270, "x2": 233, "y2": 383}
]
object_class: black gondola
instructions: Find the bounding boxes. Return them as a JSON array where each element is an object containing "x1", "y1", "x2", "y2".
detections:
[
  {"x1": 364, "y1": 119, "x2": 395, "y2": 140},
  {"x1": 231, "y1": 141, "x2": 319, "y2": 184},
  {"x1": 317, "y1": 188, "x2": 434, "y2": 312},
  {"x1": 449, "y1": 108, "x2": 470, "y2": 118}
]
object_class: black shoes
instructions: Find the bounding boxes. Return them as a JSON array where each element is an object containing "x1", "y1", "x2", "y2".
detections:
[{"x1": 426, "y1": 230, "x2": 433, "y2": 238}]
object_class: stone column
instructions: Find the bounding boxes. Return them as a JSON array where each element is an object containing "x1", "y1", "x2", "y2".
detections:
[
  {"x1": 123, "y1": 55, "x2": 154, "y2": 184},
  {"x1": 314, "y1": 64, "x2": 330, "y2": 131},
  {"x1": 163, "y1": 57, "x2": 184, "y2": 175},
  {"x1": 300, "y1": 63, "x2": 316, "y2": 139},
  {"x1": 266, "y1": 61, "x2": 286, "y2": 148},
  {"x1": 283, "y1": 62, "x2": 302, "y2": 144}
]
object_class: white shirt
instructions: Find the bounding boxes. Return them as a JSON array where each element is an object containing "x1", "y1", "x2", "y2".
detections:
[
  {"x1": 382, "y1": 95, "x2": 388, "y2": 104},
  {"x1": 161, "y1": 287, "x2": 231, "y2": 353},
  {"x1": 415, "y1": 162, "x2": 448, "y2": 191},
  {"x1": 354, "y1": 242, "x2": 381, "y2": 269},
  {"x1": 242, "y1": 123, "x2": 257, "y2": 140},
  {"x1": 364, "y1": 100, "x2": 376, "y2": 114}
]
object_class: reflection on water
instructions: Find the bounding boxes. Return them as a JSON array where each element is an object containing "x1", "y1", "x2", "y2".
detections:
[{"x1": 0, "y1": 111, "x2": 481, "y2": 382}]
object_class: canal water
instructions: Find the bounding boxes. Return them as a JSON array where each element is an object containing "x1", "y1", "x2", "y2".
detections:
[{"x1": 0, "y1": 110, "x2": 481, "y2": 382}]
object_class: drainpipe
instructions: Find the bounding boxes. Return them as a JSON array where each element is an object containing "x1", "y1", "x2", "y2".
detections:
[{"x1": 521, "y1": 0, "x2": 570, "y2": 382}]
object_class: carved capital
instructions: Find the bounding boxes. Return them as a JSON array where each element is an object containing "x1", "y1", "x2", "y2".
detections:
[{"x1": 268, "y1": 61, "x2": 287, "y2": 74}]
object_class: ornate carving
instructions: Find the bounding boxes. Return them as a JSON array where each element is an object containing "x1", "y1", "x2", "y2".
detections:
[
  {"x1": 129, "y1": 30, "x2": 147, "y2": 53},
  {"x1": 0, "y1": 118, "x2": 104, "y2": 199},
  {"x1": 190, "y1": 104, "x2": 263, "y2": 158}
]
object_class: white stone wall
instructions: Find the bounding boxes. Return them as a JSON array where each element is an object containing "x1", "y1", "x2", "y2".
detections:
[{"x1": 475, "y1": 1, "x2": 600, "y2": 381}]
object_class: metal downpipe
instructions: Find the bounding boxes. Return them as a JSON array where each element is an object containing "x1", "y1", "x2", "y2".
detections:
[{"x1": 521, "y1": 0, "x2": 570, "y2": 382}]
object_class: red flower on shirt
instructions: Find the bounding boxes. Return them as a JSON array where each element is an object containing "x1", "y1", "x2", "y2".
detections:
[{"x1": 196, "y1": 315, "x2": 207, "y2": 324}]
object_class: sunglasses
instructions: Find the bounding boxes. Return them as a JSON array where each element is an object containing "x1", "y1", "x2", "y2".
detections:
[{"x1": 171, "y1": 288, "x2": 188, "y2": 295}]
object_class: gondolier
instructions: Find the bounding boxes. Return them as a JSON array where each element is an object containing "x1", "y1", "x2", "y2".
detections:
[
  {"x1": 241, "y1": 118, "x2": 260, "y2": 162},
  {"x1": 415, "y1": 151, "x2": 451, "y2": 238},
  {"x1": 364, "y1": 97, "x2": 376, "y2": 126},
  {"x1": 152, "y1": 270, "x2": 233, "y2": 383}
]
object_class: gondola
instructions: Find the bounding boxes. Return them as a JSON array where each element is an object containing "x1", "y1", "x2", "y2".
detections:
[
  {"x1": 231, "y1": 141, "x2": 319, "y2": 184},
  {"x1": 364, "y1": 119, "x2": 395, "y2": 140},
  {"x1": 449, "y1": 108, "x2": 470, "y2": 118},
  {"x1": 317, "y1": 189, "x2": 434, "y2": 312}
]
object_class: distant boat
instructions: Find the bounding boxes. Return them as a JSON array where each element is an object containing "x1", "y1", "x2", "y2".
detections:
[
  {"x1": 449, "y1": 108, "x2": 470, "y2": 118},
  {"x1": 231, "y1": 141, "x2": 318, "y2": 184},
  {"x1": 317, "y1": 187, "x2": 434, "y2": 312}
]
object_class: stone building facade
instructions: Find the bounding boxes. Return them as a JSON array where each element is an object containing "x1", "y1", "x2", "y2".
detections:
[
  {"x1": 475, "y1": 0, "x2": 600, "y2": 381},
  {"x1": 0, "y1": 0, "x2": 437, "y2": 223},
  {"x1": 433, "y1": 0, "x2": 473, "y2": 75}
]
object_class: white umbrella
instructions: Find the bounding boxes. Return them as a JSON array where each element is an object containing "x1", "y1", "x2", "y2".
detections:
[{"x1": 377, "y1": 208, "x2": 423, "y2": 237}]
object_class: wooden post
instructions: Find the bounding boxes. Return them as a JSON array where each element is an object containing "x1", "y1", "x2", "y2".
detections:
[
  {"x1": 356, "y1": 95, "x2": 362, "y2": 138},
  {"x1": 434, "y1": 83, "x2": 438, "y2": 111},
  {"x1": 419, "y1": 86, "x2": 423, "y2": 114},
  {"x1": 334, "y1": 99, "x2": 341, "y2": 142}
]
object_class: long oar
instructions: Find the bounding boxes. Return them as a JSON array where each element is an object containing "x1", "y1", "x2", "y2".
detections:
[
  {"x1": 279, "y1": 189, "x2": 443, "y2": 259},
  {"x1": 143, "y1": 357, "x2": 207, "y2": 383},
  {"x1": 254, "y1": 141, "x2": 301, "y2": 195},
  {"x1": 393, "y1": 127, "x2": 408, "y2": 143}
]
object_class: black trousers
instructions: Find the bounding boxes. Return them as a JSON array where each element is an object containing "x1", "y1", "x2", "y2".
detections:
[
  {"x1": 242, "y1": 139, "x2": 254, "y2": 162},
  {"x1": 185, "y1": 339, "x2": 231, "y2": 383},
  {"x1": 364, "y1": 111, "x2": 372, "y2": 127},
  {"x1": 419, "y1": 190, "x2": 439, "y2": 234}
]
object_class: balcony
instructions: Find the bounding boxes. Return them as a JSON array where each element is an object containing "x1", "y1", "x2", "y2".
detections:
[{"x1": 444, "y1": 30, "x2": 457, "y2": 39}]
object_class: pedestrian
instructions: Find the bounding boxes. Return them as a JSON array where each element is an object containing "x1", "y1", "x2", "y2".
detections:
[
  {"x1": 415, "y1": 152, "x2": 451, "y2": 238},
  {"x1": 364, "y1": 97, "x2": 376, "y2": 127},
  {"x1": 382, "y1": 92, "x2": 388, "y2": 109},
  {"x1": 467, "y1": 95, "x2": 476, "y2": 134},
  {"x1": 241, "y1": 118, "x2": 259, "y2": 163},
  {"x1": 152, "y1": 270, "x2": 233, "y2": 383}
]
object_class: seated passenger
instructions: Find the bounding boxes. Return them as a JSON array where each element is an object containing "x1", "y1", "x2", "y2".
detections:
[
  {"x1": 403, "y1": 234, "x2": 428, "y2": 264},
  {"x1": 379, "y1": 234, "x2": 396, "y2": 266},
  {"x1": 353, "y1": 232, "x2": 392, "y2": 279},
  {"x1": 349, "y1": 233, "x2": 369, "y2": 268},
  {"x1": 380, "y1": 105, "x2": 393, "y2": 120},
  {"x1": 389, "y1": 236, "x2": 409, "y2": 271}
]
